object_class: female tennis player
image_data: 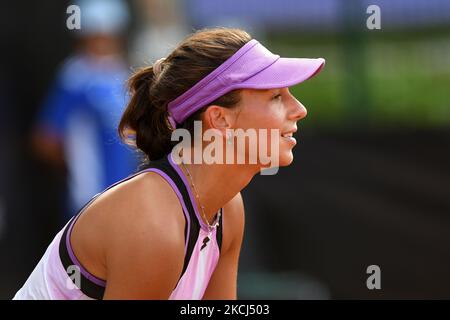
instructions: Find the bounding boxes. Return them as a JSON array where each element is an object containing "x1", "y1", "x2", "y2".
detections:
[{"x1": 14, "y1": 28, "x2": 324, "y2": 300}]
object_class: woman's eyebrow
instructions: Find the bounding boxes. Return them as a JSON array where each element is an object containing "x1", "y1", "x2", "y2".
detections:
[{"x1": 260, "y1": 88, "x2": 279, "y2": 95}]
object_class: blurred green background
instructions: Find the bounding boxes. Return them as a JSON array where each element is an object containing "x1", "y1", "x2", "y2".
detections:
[{"x1": 268, "y1": 29, "x2": 450, "y2": 130}]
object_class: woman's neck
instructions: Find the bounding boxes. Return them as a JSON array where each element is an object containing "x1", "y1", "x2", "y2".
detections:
[{"x1": 179, "y1": 159, "x2": 258, "y2": 225}]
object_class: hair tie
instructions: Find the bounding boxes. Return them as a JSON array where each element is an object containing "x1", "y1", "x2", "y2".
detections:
[{"x1": 153, "y1": 57, "x2": 166, "y2": 77}]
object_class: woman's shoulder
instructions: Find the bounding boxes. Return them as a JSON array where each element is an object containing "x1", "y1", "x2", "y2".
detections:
[
  {"x1": 104, "y1": 171, "x2": 188, "y2": 298},
  {"x1": 98, "y1": 171, "x2": 186, "y2": 241},
  {"x1": 72, "y1": 170, "x2": 186, "y2": 276}
]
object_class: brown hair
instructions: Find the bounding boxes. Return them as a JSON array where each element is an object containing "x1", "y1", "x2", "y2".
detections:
[{"x1": 118, "y1": 27, "x2": 252, "y2": 163}]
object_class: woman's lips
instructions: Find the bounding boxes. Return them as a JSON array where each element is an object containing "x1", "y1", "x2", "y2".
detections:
[
  {"x1": 281, "y1": 134, "x2": 297, "y2": 145},
  {"x1": 281, "y1": 129, "x2": 297, "y2": 145}
]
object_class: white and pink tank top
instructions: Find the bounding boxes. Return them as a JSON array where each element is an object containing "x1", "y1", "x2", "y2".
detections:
[{"x1": 13, "y1": 152, "x2": 223, "y2": 300}]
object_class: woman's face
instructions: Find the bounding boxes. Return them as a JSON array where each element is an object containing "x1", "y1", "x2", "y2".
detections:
[{"x1": 232, "y1": 87, "x2": 307, "y2": 168}]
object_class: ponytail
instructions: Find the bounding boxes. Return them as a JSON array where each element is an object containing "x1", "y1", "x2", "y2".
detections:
[{"x1": 118, "y1": 65, "x2": 174, "y2": 162}]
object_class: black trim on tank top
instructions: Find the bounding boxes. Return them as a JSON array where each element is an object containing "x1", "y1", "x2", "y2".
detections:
[
  {"x1": 59, "y1": 215, "x2": 105, "y2": 300},
  {"x1": 141, "y1": 156, "x2": 201, "y2": 284},
  {"x1": 142, "y1": 156, "x2": 224, "y2": 284},
  {"x1": 216, "y1": 211, "x2": 223, "y2": 253}
]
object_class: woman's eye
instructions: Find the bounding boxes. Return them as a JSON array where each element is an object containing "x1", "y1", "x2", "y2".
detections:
[{"x1": 272, "y1": 94, "x2": 282, "y2": 100}]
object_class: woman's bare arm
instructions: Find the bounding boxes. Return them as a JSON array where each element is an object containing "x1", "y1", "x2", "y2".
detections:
[{"x1": 202, "y1": 192, "x2": 245, "y2": 300}]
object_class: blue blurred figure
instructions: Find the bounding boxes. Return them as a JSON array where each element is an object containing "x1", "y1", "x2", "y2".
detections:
[{"x1": 32, "y1": 0, "x2": 137, "y2": 221}]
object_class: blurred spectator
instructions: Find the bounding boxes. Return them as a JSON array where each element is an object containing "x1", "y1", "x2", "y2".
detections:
[{"x1": 31, "y1": 0, "x2": 137, "y2": 221}]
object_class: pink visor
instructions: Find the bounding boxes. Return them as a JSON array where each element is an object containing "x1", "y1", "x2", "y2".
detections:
[{"x1": 167, "y1": 39, "x2": 325, "y2": 128}]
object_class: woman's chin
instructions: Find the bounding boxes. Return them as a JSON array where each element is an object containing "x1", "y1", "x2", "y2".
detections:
[{"x1": 279, "y1": 150, "x2": 294, "y2": 167}]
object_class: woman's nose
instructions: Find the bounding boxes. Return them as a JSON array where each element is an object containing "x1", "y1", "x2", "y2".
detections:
[{"x1": 288, "y1": 98, "x2": 307, "y2": 121}]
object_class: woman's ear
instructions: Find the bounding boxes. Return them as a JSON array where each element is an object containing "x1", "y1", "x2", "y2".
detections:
[{"x1": 203, "y1": 105, "x2": 232, "y2": 132}]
